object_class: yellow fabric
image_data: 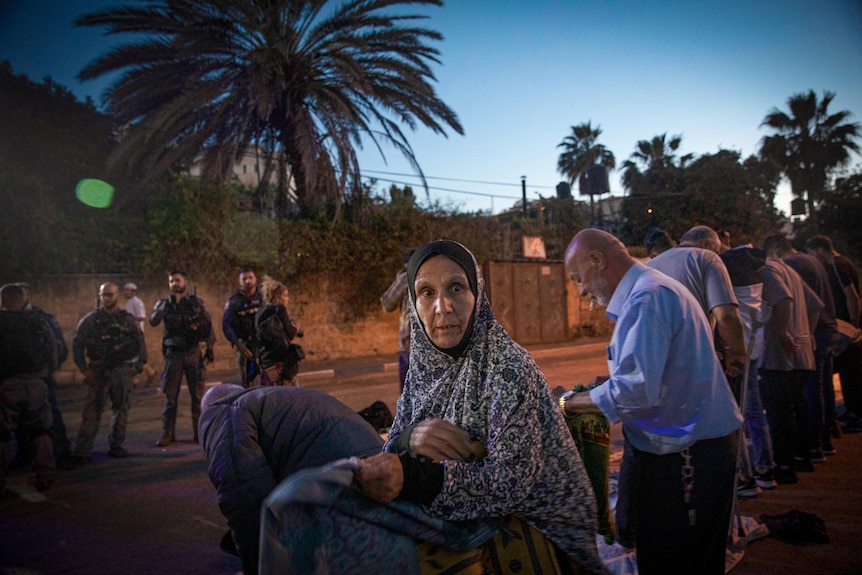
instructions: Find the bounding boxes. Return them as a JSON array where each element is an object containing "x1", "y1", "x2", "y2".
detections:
[{"x1": 418, "y1": 516, "x2": 579, "y2": 575}]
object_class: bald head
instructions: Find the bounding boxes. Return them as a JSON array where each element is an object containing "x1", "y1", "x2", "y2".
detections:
[
  {"x1": 98, "y1": 282, "x2": 121, "y2": 311},
  {"x1": 680, "y1": 226, "x2": 721, "y2": 253},
  {"x1": 565, "y1": 229, "x2": 634, "y2": 308}
]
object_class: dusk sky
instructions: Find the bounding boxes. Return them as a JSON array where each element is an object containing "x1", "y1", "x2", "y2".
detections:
[{"x1": 2, "y1": 0, "x2": 861, "y2": 215}]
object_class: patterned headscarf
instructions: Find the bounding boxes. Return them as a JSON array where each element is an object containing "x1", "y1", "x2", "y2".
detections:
[{"x1": 406, "y1": 240, "x2": 478, "y2": 358}]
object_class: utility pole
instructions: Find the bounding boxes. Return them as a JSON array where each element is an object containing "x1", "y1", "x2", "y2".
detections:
[{"x1": 521, "y1": 175, "x2": 527, "y2": 215}]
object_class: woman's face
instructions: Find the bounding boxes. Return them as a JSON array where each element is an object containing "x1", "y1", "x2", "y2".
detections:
[
  {"x1": 414, "y1": 255, "x2": 476, "y2": 349},
  {"x1": 279, "y1": 290, "x2": 289, "y2": 307}
]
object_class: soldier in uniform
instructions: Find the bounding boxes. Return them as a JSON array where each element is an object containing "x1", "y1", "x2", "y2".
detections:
[
  {"x1": 149, "y1": 270, "x2": 215, "y2": 446},
  {"x1": 13, "y1": 282, "x2": 73, "y2": 468},
  {"x1": 222, "y1": 268, "x2": 262, "y2": 387},
  {"x1": 70, "y1": 282, "x2": 146, "y2": 464},
  {"x1": 1, "y1": 283, "x2": 57, "y2": 492}
]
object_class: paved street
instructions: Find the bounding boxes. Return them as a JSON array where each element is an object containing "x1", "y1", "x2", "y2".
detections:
[{"x1": 1, "y1": 339, "x2": 860, "y2": 574}]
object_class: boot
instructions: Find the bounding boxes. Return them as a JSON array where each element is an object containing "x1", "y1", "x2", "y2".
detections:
[
  {"x1": 192, "y1": 414, "x2": 200, "y2": 444},
  {"x1": 155, "y1": 421, "x2": 175, "y2": 447}
]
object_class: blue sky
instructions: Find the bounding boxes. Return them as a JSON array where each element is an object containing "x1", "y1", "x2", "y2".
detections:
[{"x1": 2, "y1": 0, "x2": 861, "y2": 215}]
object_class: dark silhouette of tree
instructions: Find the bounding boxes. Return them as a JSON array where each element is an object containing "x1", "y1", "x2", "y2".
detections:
[
  {"x1": 556, "y1": 121, "x2": 616, "y2": 187},
  {"x1": 759, "y1": 90, "x2": 860, "y2": 228},
  {"x1": 619, "y1": 133, "x2": 693, "y2": 243},
  {"x1": 76, "y1": 0, "x2": 463, "y2": 220},
  {"x1": 812, "y1": 172, "x2": 862, "y2": 257}
]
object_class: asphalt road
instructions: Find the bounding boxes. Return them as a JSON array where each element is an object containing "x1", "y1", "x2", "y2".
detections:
[{"x1": 2, "y1": 339, "x2": 859, "y2": 575}]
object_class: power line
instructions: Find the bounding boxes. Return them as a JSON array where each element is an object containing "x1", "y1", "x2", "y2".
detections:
[
  {"x1": 361, "y1": 169, "x2": 557, "y2": 190},
  {"x1": 360, "y1": 175, "x2": 522, "y2": 200}
]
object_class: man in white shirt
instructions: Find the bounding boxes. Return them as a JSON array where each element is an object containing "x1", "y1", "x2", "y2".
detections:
[{"x1": 123, "y1": 283, "x2": 146, "y2": 334}]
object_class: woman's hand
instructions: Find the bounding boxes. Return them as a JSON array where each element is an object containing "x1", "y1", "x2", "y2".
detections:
[
  {"x1": 354, "y1": 453, "x2": 404, "y2": 503},
  {"x1": 410, "y1": 418, "x2": 475, "y2": 462}
]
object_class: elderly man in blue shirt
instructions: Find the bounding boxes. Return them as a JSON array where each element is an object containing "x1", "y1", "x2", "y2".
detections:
[{"x1": 561, "y1": 229, "x2": 742, "y2": 575}]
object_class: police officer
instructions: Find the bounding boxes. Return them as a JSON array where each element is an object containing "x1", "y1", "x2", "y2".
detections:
[
  {"x1": 13, "y1": 282, "x2": 73, "y2": 468},
  {"x1": 1, "y1": 283, "x2": 57, "y2": 492},
  {"x1": 222, "y1": 268, "x2": 262, "y2": 387},
  {"x1": 149, "y1": 270, "x2": 215, "y2": 446},
  {"x1": 70, "y1": 282, "x2": 146, "y2": 464}
]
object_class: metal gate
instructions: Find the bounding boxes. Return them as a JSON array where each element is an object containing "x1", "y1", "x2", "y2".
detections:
[{"x1": 484, "y1": 260, "x2": 570, "y2": 345}]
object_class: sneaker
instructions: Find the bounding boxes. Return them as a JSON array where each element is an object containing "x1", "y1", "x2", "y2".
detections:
[
  {"x1": 108, "y1": 446, "x2": 129, "y2": 458},
  {"x1": 841, "y1": 416, "x2": 862, "y2": 434},
  {"x1": 737, "y1": 477, "x2": 760, "y2": 498},
  {"x1": 754, "y1": 470, "x2": 777, "y2": 490},
  {"x1": 809, "y1": 449, "x2": 825, "y2": 463},
  {"x1": 773, "y1": 466, "x2": 798, "y2": 485},
  {"x1": 822, "y1": 440, "x2": 837, "y2": 456}
]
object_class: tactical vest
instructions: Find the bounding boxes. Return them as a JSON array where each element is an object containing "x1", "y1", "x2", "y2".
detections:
[
  {"x1": 229, "y1": 291, "x2": 262, "y2": 342},
  {"x1": 85, "y1": 310, "x2": 140, "y2": 363},
  {"x1": 163, "y1": 297, "x2": 211, "y2": 351}
]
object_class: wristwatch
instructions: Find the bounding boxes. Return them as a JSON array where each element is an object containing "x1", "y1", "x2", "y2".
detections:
[{"x1": 558, "y1": 390, "x2": 576, "y2": 416}]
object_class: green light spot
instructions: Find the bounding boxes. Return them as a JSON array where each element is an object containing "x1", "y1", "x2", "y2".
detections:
[{"x1": 75, "y1": 179, "x2": 115, "y2": 208}]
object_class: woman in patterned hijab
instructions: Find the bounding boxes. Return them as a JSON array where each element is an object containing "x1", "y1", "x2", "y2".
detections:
[{"x1": 356, "y1": 240, "x2": 607, "y2": 574}]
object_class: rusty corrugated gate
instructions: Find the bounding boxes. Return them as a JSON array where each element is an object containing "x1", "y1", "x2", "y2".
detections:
[{"x1": 484, "y1": 260, "x2": 574, "y2": 345}]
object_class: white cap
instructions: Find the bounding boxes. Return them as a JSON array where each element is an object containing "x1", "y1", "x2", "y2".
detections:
[{"x1": 124, "y1": 283, "x2": 138, "y2": 291}]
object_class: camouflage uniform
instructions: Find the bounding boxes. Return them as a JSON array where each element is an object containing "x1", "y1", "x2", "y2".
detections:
[
  {"x1": 0, "y1": 308, "x2": 56, "y2": 491},
  {"x1": 150, "y1": 294, "x2": 215, "y2": 444},
  {"x1": 71, "y1": 308, "x2": 145, "y2": 458}
]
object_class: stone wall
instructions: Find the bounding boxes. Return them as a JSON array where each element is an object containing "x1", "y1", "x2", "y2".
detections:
[
  {"x1": 16, "y1": 273, "x2": 613, "y2": 384},
  {"x1": 17, "y1": 274, "x2": 400, "y2": 384}
]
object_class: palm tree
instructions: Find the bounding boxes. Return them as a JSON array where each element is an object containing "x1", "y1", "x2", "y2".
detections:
[
  {"x1": 556, "y1": 121, "x2": 616, "y2": 188},
  {"x1": 620, "y1": 133, "x2": 693, "y2": 192},
  {"x1": 759, "y1": 90, "x2": 860, "y2": 223},
  {"x1": 76, "y1": 0, "x2": 463, "y2": 220}
]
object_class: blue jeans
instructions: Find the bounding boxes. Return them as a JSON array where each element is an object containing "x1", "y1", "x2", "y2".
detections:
[
  {"x1": 806, "y1": 344, "x2": 835, "y2": 451},
  {"x1": 739, "y1": 361, "x2": 774, "y2": 475}
]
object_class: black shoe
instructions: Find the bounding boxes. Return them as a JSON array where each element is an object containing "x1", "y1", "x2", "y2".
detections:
[
  {"x1": 842, "y1": 417, "x2": 862, "y2": 433},
  {"x1": 794, "y1": 456, "x2": 815, "y2": 472},
  {"x1": 69, "y1": 454, "x2": 92, "y2": 468},
  {"x1": 754, "y1": 470, "x2": 777, "y2": 490},
  {"x1": 809, "y1": 449, "x2": 825, "y2": 463},
  {"x1": 56, "y1": 452, "x2": 78, "y2": 470},
  {"x1": 773, "y1": 466, "x2": 798, "y2": 485},
  {"x1": 108, "y1": 446, "x2": 129, "y2": 458},
  {"x1": 29, "y1": 475, "x2": 55, "y2": 492},
  {"x1": 737, "y1": 477, "x2": 760, "y2": 498}
]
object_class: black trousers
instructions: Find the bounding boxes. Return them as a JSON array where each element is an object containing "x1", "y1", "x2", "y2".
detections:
[
  {"x1": 631, "y1": 434, "x2": 736, "y2": 575},
  {"x1": 760, "y1": 368, "x2": 811, "y2": 467}
]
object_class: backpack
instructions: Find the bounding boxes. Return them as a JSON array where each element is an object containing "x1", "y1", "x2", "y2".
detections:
[
  {"x1": 256, "y1": 310, "x2": 289, "y2": 353},
  {"x1": 0, "y1": 310, "x2": 53, "y2": 378}
]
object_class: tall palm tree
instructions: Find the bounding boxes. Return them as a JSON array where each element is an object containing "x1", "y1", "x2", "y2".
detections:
[
  {"x1": 76, "y1": 0, "x2": 463, "y2": 220},
  {"x1": 556, "y1": 121, "x2": 616, "y2": 189},
  {"x1": 759, "y1": 90, "x2": 860, "y2": 223},
  {"x1": 620, "y1": 133, "x2": 692, "y2": 192}
]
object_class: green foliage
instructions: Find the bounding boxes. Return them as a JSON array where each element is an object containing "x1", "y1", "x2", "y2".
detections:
[
  {"x1": 618, "y1": 142, "x2": 783, "y2": 246},
  {"x1": 140, "y1": 175, "x2": 254, "y2": 277},
  {"x1": 0, "y1": 61, "x2": 145, "y2": 278},
  {"x1": 809, "y1": 172, "x2": 862, "y2": 257}
]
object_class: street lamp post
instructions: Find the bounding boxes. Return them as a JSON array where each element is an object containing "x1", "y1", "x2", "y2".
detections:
[{"x1": 521, "y1": 175, "x2": 527, "y2": 215}]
